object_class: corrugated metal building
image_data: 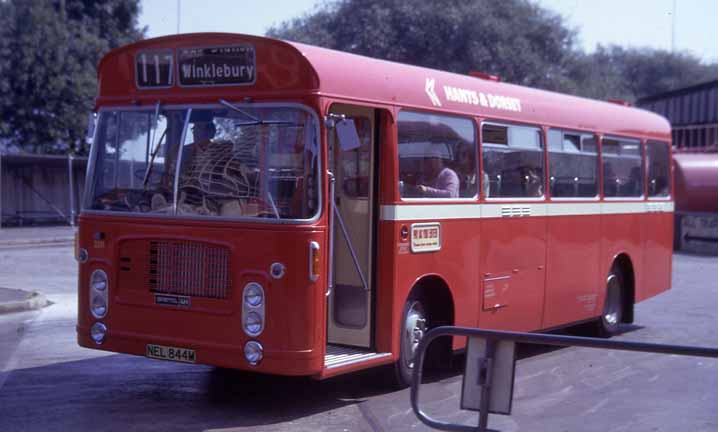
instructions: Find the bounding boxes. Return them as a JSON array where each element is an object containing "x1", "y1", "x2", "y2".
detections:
[
  {"x1": 0, "y1": 154, "x2": 87, "y2": 226},
  {"x1": 638, "y1": 81, "x2": 718, "y2": 254},
  {"x1": 637, "y1": 80, "x2": 718, "y2": 152}
]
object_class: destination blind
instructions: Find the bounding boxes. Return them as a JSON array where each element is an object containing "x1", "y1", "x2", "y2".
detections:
[{"x1": 178, "y1": 45, "x2": 255, "y2": 87}]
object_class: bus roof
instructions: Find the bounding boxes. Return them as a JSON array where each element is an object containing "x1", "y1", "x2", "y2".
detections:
[{"x1": 97, "y1": 32, "x2": 671, "y2": 141}]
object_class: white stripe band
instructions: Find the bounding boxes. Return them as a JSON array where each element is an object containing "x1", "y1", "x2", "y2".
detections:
[{"x1": 379, "y1": 201, "x2": 674, "y2": 221}]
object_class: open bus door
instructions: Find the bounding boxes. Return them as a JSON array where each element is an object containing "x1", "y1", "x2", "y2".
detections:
[{"x1": 326, "y1": 104, "x2": 378, "y2": 349}]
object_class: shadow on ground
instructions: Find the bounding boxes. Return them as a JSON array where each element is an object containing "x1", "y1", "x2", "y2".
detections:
[
  {"x1": 0, "y1": 352, "x2": 406, "y2": 431},
  {"x1": 0, "y1": 323, "x2": 645, "y2": 431}
]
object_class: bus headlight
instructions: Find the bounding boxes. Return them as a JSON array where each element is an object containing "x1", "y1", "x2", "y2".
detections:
[
  {"x1": 90, "y1": 269, "x2": 108, "y2": 319},
  {"x1": 90, "y1": 322, "x2": 107, "y2": 344},
  {"x1": 242, "y1": 282, "x2": 265, "y2": 337},
  {"x1": 244, "y1": 311, "x2": 263, "y2": 336},
  {"x1": 243, "y1": 282, "x2": 264, "y2": 307},
  {"x1": 244, "y1": 341, "x2": 263, "y2": 365}
]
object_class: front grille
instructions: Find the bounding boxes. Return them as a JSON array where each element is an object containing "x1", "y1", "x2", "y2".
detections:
[{"x1": 149, "y1": 241, "x2": 231, "y2": 299}]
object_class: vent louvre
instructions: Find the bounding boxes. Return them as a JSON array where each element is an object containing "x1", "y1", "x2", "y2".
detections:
[
  {"x1": 501, "y1": 205, "x2": 532, "y2": 218},
  {"x1": 149, "y1": 241, "x2": 231, "y2": 299}
]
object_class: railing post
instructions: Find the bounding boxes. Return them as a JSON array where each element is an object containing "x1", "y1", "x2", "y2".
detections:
[
  {"x1": 0, "y1": 152, "x2": 3, "y2": 229},
  {"x1": 410, "y1": 326, "x2": 718, "y2": 432},
  {"x1": 477, "y1": 339, "x2": 496, "y2": 432},
  {"x1": 68, "y1": 154, "x2": 76, "y2": 226}
]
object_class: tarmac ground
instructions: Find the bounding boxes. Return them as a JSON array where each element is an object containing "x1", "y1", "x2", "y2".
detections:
[
  {"x1": 0, "y1": 226, "x2": 716, "y2": 431},
  {"x1": 0, "y1": 226, "x2": 75, "y2": 247},
  {"x1": 0, "y1": 225, "x2": 74, "y2": 315}
]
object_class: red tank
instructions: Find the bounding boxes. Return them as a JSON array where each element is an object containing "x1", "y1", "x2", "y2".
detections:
[{"x1": 674, "y1": 153, "x2": 718, "y2": 213}]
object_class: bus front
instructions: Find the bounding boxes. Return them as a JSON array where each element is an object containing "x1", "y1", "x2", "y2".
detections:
[{"x1": 76, "y1": 34, "x2": 327, "y2": 376}]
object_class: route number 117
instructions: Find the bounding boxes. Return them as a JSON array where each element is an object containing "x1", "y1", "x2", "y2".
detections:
[{"x1": 135, "y1": 50, "x2": 174, "y2": 88}]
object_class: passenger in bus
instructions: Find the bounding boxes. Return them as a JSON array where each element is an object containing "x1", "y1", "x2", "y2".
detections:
[
  {"x1": 482, "y1": 171, "x2": 491, "y2": 198},
  {"x1": 649, "y1": 162, "x2": 669, "y2": 196},
  {"x1": 627, "y1": 166, "x2": 643, "y2": 196},
  {"x1": 521, "y1": 166, "x2": 543, "y2": 197},
  {"x1": 415, "y1": 146, "x2": 459, "y2": 198},
  {"x1": 454, "y1": 145, "x2": 477, "y2": 197},
  {"x1": 603, "y1": 163, "x2": 618, "y2": 196}
]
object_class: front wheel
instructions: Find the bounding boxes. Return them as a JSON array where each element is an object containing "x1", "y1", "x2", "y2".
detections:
[
  {"x1": 596, "y1": 267, "x2": 624, "y2": 337},
  {"x1": 395, "y1": 297, "x2": 427, "y2": 388}
]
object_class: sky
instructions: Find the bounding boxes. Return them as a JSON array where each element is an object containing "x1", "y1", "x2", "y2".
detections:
[{"x1": 139, "y1": 0, "x2": 718, "y2": 63}]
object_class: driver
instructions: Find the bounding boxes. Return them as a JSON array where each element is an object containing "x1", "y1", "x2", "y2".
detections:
[
  {"x1": 181, "y1": 120, "x2": 217, "y2": 172},
  {"x1": 173, "y1": 120, "x2": 220, "y2": 213},
  {"x1": 190, "y1": 121, "x2": 217, "y2": 151}
]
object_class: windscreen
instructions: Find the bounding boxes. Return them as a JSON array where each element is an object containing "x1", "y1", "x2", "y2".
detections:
[
  {"x1": 86, "y1": 104, "x2": 320, "y2": 220},
  {"x1": 87, "y1": 108, "x2": 187, "y2": 213}
]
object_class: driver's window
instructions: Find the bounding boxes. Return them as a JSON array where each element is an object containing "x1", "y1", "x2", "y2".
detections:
[
  {"x1": 113, "y1": 112, "x2": 159, "y2": 189},
  {"x1": 104, "y1": 112, "x2": 170, "y2": 190},
  {"x1": 89, "y1": 109, "x2": 185, "y2": 213}
]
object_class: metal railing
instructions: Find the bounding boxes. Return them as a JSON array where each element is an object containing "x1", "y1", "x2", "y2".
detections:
[{"x1": 410, "y1": 326, "x2": 718, "y2": 432}]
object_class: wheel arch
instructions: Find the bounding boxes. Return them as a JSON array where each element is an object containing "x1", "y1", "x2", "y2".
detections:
[
  {"x1": 394, "y1": 273, "x2": 455, "y2": 384},
  {"x1": 406, "y1": 274, "x2": 455, "y2": 328},
  {"x1": 612, "y1": 252, "x2": 635, "y2": 324}
]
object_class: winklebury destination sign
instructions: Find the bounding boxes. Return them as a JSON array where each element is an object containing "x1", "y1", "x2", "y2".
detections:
[{"x1": 178, "y1": 45, "x2": 256, "y2": 87}]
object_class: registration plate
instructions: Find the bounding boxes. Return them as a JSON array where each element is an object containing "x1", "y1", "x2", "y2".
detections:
[{"x1": 146, "y1": 344, "x2": 196, "y2": 364}]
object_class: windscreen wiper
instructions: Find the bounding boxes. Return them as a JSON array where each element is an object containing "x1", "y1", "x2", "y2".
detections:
[
  {"x1": 142, "y1": 102, "x2": 166, "y2": 188},
  {"x1": 143, "y1": 129, "x2": 167, "y2": 188},
  {"x1": 218, "y1": 99, "x2": 298, "y2": 126},
  {"x1": 219, "y1": 99, "x2": 261, "y2": 122}
]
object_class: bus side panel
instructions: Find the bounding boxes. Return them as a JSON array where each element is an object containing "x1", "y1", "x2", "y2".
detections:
[
  {"x1": 375, "y1": 220, "x2": 399, "y2": 355},
  {"x1": 543, "y1": 214, "x2": 602, "y2": 328},
  {"x1": 639, "y1": 211, "x2": 673, "y2": 301},
  {"x1": 388, "y1": 218, "x2": 480, "y2": 356},
  {"x1": 478, "y1": 216, "x2": 546, "y2": 332},
  {"x1": 600, "y1": 212, "x2": 645, "y2": 312}
]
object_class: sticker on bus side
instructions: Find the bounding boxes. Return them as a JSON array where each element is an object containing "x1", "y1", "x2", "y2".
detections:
[
  {"x1": 424, "y1": 77, "x2": 523, "y2": 112},
  {"x1": 410, "y1": 222, "x2": 441, "y2": 253}
]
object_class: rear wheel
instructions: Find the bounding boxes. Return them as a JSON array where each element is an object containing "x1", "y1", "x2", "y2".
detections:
[
  {"x1": 597, "y1": 267, "x2": 624, "y2": 337},
  {"x1": 395, "y1": 297, "x2": 427, "y2": 387}
]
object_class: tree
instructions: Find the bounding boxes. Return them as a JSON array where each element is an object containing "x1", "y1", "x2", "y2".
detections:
[
  {"x1": 0, "y1": 0, "x2": 144, "y2": 155},
  {"x1": 585, "y1": 45, "x2": 718, "y2": 101},
  {"x1": 268, "y1": 0, "x2": 718, "y2": 103},
  {"x1": 268, "y1": 0, "x2": 581, "y2": 92}
]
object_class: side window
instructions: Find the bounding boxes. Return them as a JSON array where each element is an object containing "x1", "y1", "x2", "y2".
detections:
[
  {"x1": 602, "y1": 137, "x2": 643, "y2": 198},
  {"x1": 482, "y1": 123, "x2": 544, "y2": 198},
  {"x1": 548, "y1": 129, "x2": 598, "y2": 198},
  {"x1": 646, "y1": 140, "x2": 671, "y2": 197},
  {"x1": 340, "y1": 117, "x2": 372, "y2": 198},
  {"x1": 398, "y1": 111, "x2": 477, "y2": 199}
]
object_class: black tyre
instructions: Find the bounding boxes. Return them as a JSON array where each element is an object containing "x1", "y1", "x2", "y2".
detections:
[
  {"x1": 596, "y1": 266, "x2": 624, "y2": 337},
  {"x1": 395, "y1": 296, "x2": 427, "y2": 388}
]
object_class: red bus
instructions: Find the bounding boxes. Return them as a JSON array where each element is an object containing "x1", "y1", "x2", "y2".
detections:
[{"x1": 77, "y1": 33, "x2": 673, "y2": 386}]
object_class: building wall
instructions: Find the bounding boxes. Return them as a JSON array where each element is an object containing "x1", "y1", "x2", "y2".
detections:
[
  {"x1": 1, "y1": 155, "x2": 87, "y2": 226},
  {"x1": 638, "y1": 81, "x2": 718, "y2": 151}
]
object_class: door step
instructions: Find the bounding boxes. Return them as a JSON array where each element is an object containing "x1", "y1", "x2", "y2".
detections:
[{"x1": 325, "y1": 344, "x2": 391, "y2": 369}]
